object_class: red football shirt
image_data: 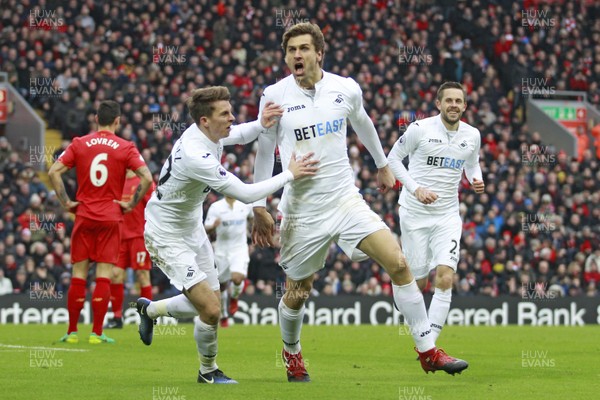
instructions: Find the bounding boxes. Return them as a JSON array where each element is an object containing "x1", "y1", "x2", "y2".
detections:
[
  {"x1": 58, "y1": 131, "x2": 146, "y2": 221},
  {"x1": 121, "y1": 175, "x2": 155, "y2": 239}
]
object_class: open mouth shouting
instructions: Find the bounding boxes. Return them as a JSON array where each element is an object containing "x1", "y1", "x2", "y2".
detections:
[{"x1": 294, "y1": 61, "x2": 305, "y2": 75}]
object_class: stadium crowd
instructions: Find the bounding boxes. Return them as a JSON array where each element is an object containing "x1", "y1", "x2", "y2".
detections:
[{"x1": 0, "y1": 0, "x2": 599, "y2": 300}]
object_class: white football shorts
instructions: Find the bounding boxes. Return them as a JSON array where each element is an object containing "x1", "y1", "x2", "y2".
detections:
[
  {"x1": 399, "y1": 206, "x2": 462, "y2": 280},
  {"x1": 144, "y1": 221, "x2": 219, "y2": 292},
  {"x1": 279, "y1": 193, "x2": 389, "y2": 281},
  {"x1": 214, "y1": 246, "x2": 250, "y2": 283}
]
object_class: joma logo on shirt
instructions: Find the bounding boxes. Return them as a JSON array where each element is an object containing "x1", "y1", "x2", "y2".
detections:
[
  {"x1": 287, "y1": 104, "x2": 306, "y2": 112},
  {"x1": 426, "y1": 156, "x2": 465, "y2": 169},
  {"x1": 428, "y1": 138, "x2": 442, "y2": 143}
]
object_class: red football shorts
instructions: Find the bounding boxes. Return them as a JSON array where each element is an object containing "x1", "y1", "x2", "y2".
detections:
[
  {"x1": 71, "y1": 216, "x2": 121, "y2": 264},
  {"x1": 116, "y1": 236, "x2": 152, "y2": 270}
]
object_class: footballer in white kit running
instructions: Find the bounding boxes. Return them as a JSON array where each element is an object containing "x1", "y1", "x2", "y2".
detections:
[
  {"x1": 252, "y1": 23, "x2": 469, "y2": 382},
  {"x1": 205, "y1": 196, "x2": 253, "y2": 325},
  {"x1": 388, "y1": 81, "x2": 485, "y2": 346},
  {"x1": 135, "y1": 86, "x2": 318, "y2": 385}
]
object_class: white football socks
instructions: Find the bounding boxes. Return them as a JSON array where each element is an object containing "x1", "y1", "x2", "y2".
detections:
[
  {"x1": 279, "y1": 298, "x2": 304, "y2": 354},
  {"x1": 428, "y1": 287, "x2": 452, "y2": 343},
  {"x1": 147, "y1": 294, "x2": 198, "y2": 319},
  {"x1": 220, "y1": 289, "x2": 229, "y2": 318},
  {"x1": 392, "y1": 280, "x2": 435, "y2": 352},
  {"x1": 231, "y1": 280, "x2": 245, "y2": 299},
  {"x1": 194, "y1": 317, "x2": 218, "y2": 374}
]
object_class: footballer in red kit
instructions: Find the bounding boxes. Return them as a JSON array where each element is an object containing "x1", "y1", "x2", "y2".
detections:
[
  {"x1": 49, "y1": 100, "x2": 153, "y2": 344},
  {"x1": 105, "y1": 171, "x2": 156, "y2": 329}
]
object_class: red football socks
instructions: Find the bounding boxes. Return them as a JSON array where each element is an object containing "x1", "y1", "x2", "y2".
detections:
[
  {"x1": 141, "y1": 285, "x2": 153, "y2": 300},
  {"x1": 110, "y1": 283, "x2": 124, "y2": 319},
  {"x1": 92, "y1": 277, "x2": 111, "y2": 336},
  {"x1": 67, "y1": 277, "x2": 87, "y2": 334}
]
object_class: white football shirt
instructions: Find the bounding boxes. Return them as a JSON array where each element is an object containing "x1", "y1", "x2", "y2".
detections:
[
  {"x1": 146, "y1": 122, "x2": 292, "y2": 238},
  {"x1": 254, "y1": 72, "x2": 388, "y2": 214},
  {"x1": 205, "y1": 198, "x2": 252, "y2": 253},
  {"x1": 388, "y1": 115, "x2": 482, "y2": 215}
]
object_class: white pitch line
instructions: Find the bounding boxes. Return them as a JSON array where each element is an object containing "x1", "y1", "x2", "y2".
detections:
[{"x1": 0, "y1": 343, "x2": 90, "y2": 352}]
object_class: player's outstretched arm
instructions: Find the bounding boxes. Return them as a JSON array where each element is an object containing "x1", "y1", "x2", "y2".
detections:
[
  {"x1": 221, "y1": 102, "x2": 283, "y2": 146},
  {"x1": 219, "y1": 152, "x2": 317, "y2": 204},
  {"x1": 114, "y1": 166, "x2": 153, "y2": 213},
  {"x1": 48, "y1": 161, "x2": 79, "y2": 211}
]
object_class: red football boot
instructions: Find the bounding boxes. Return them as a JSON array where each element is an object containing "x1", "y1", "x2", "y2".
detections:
[
  {"x1": 416, "y1": 347, "x2": 468, "y2": 375},
  {"x1": 282, "y1": 349, "x2": 311, "y2": 382}
]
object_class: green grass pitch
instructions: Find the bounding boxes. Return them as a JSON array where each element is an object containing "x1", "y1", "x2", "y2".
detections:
[{"x1": 1, "y1": 324, "x2": 597, "y2": 400}]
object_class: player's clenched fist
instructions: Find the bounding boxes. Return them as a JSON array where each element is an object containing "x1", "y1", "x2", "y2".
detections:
[
  {"x1": 472, "y1": 178, "x2": 485, "y2": 194},
  {"x1": 377, "y1": 165, "x2": 396, "y2": 194}
]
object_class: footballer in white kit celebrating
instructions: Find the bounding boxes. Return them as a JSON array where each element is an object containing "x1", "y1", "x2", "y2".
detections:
[
  {"x1": 135, "y1": 86, "x2": 318, "y2": 385},
  {"x1": 252, "y1": 22, "x2": 469, "y2": 381},
  {"x1": 388, "y1": 81, "x2": 485, "y2": 352},
  {"x1": 205, "y1": 195, "x2": 253, "y2": 326}
]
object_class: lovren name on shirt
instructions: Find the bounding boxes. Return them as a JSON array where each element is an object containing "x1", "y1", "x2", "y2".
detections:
[{"x1": 85, "y1": 138, "x2": 120, "y2": 149}]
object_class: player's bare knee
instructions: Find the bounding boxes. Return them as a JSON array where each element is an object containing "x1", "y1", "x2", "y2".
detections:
[
  {"x1": 284, "y1": 289, "x2": 309, "y2": 309},
  {"x1": 203, "y1": 306, "x2": 221, "y2": 325},
  {"x1": 436, "y1": 273, "x2": 453, "y2": 291},
  {"x1": 231, "y1": 276, "x2": 244, "y2": 285},
  {"x1": 416, "y1": 278, "x2": 428, "y2": 291},
  {"x1": 384, "y1": 254, "x2": 409, "y2": 282}
]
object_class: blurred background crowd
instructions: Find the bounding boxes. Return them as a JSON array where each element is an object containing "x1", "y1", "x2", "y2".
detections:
[{"x1": 0, "y1": 0, "x2": 599, "y2": 299}]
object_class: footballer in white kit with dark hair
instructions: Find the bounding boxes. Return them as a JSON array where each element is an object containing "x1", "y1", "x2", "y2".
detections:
[
  {"x1": 388, "y1": 81, "x2": 484, "y2": 362},
  {"x1": 252, "y1": 22, "x2": 469, "y2": 382}
]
